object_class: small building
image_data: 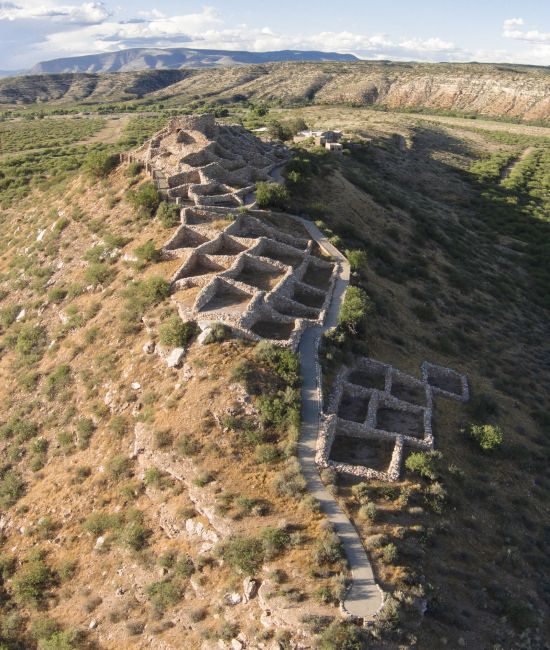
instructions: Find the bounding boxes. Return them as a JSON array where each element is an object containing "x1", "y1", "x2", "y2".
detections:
[
  {"x1": 325, "y1": 142, "x2": 343, "y2": 153},
  {"x1": 293, "y1": 129, "x2": 343, "y2": 146}
]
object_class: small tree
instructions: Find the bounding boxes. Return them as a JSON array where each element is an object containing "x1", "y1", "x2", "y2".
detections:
[{"x1": 339, "y1": 286, "x2": 372, "y2": 335}]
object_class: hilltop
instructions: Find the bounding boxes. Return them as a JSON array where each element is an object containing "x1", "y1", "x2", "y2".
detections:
[{"x1": 0, "y1": 96, "x2": 548, "y2": 649}]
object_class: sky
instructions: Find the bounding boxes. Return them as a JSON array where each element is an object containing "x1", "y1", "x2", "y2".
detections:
[{"x1": 0, "y1": 0, "x2": 549, "y2": 70}]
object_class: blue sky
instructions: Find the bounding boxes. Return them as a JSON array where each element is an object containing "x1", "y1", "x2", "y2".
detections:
[{"x1": 0, "y1": 0, "x2": 549, "y2": 69}]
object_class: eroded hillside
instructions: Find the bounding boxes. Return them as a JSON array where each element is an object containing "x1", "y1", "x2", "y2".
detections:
[{"x1": 1, "y1": 62, "x2": 549, "y2": 124}]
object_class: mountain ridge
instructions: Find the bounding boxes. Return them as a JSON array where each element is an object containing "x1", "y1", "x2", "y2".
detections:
[{"x1": 29, "y1": 47, "x2": 359, "y2": 74}]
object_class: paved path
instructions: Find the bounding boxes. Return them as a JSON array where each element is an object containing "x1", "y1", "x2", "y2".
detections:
[{"x1": 288, "y1": 216, "x2": 384, "y2": 621}]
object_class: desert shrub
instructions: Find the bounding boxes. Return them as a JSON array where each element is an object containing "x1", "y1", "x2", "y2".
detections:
[
  {"x1": 44, "y1": 364, "x2": 72, "y2": 399},
  {"x1": 339, "y1": 286, "x2": 372, "y2": 334},
  {"x1": 12, "y1": 553, "x2": 55, "y2": 606},
  {"x1": 156, "y1": 201, "x2": 180, "y2": 228},
  {"x1": 47, "y1": 287, "x2": 67, "y2": 304},
  {"x1": 134, "y1": 239, "x2": 160, "y2": 264},
  {"x1": 0, "y1": 303, "x2": 20, "y2": 329},
  {"x1": 374, "y1": 595, "x2": 401, "y2": 632},
  {"x1": 0, "y1": 468, "x2": 25, "y2": 507},
  {"x1": 154, "y1": 429, "x2": 172, "y2": 449},
  {"x1": 220, "y1": 536, "x2": 264, "y2": 574},
  {"x1": 146, "y1": 579, "x2": 183, "y2": 614},
  {"x1": 314, "y1": 532, "x2": 342, "y2": 565},
  {"x1": 359, "y1": 502, "x2": 377, "y2": 522},
  {"x1": 317, "y1": 622, "x2": 364, "y2": 650},
  {"x1": 126, "y1": 161, "x2": 144, "y2": 177},
  {"x1": 346, "y1": 249, "x2": 368, "y2": 273},
  {"x1": 39, "y1": 629, "x2": 81, "y2": 650},
  {"x1": 84, "y1": 262, "x2": 115, "y2": 286},
  {"x1": 14, "y1": 324, "x2": 47, "y2": 361},
  {"x1": 106, "y1": 454, "x2": 132, "y2": 480},
  {"x1": 0, "y1": 417, "x2": 38, "y2": 442},
  {"x1": 203, "y1": 322, "x2": 231, "y2": 344},
  {"x1": 382, "y1": 543, "x2": 398, "y2": 564},
  {"x1": 466, "y1": 423, "x2": 503, "y2": 450},
  {"x1": 255, "y1": 444, "x2": 279, "y2": 464},
  {"x1": 109, "y1": 415, "x2": 128, "y2": 438},
  {"x1": 255, "y1": 182, "x2": 290, "y2": 210},
  {"x1": 84, "y1": 150, "x2": 119, "y2": 178},
  {"x1": 175, "y1": 434, "x2": 200, "y2": 456},
  {"x1": 144, "y1": 467, "x2": 170, "y2": 490},
  {"x1": 174, "y1": 556, "x2": 195, "y2": 578},
  {"x1": 266, "y1": 119, "x2": 293, "y2": 141},
  {"x1": 159, "y1": 316, "x2": 198, "y2": 348},
  {"x1": 83, "y1": 511, "x2": 122, "y2": 535},
  {"x1": 273, "y1": 459, "x2": 306, "y2": 497},
  {"x1": 261, "y1": 527, "x2": 290, "y2": 559},
  {"x1": 120, "y1": 516, "x2": 150, "y2": 551},
  {"x1": 76, "y1": 417, "x2": 95, "y2": 449},
  {"x1": 122, "y1": 276, "x2": 169, "y2": 314},
  {"x1": 193, "y1": 472, "x2": 213, "y2": 487},
  {"x1": 126, "y1": 181, "x2": 159, "y2": 217},
  {"x1": 405, "y1": 451, "x2": 440, "y2": 480}
]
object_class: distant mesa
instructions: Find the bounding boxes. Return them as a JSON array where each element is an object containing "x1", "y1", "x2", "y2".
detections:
[{"x1": 29, "y1": 47, "x2": 359, "y2": 75}]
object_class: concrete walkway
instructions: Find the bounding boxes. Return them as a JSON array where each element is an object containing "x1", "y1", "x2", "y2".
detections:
[{"x1": 288, "y1": 216, "x2": 384, "y2": 621}]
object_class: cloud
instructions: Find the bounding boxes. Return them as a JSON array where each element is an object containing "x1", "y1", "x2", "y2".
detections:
[
  {"x1": 502, "y1": 17, "x2": 550, "y2": 43},
  {"x1": 0, "y1": 0, "x2": 110, "y2": 24}
]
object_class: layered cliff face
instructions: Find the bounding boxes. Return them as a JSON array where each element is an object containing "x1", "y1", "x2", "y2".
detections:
[{"x1": 1, "y1": 61, "x2": 549, "y2": 122}]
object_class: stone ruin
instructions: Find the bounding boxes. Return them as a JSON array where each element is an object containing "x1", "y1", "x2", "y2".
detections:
[
  {"x1": 126, "y1": 114, "x2": 340, "y2": 351},
  {"x1": 163, "y1": 207, "x2": 338, "y2": 351},
  {"x1": 131, "y1": 114, "x2": 288, "y2": 208},
  {"x1": 316, "y1": 357, "x2": 469, "y2": 481}
]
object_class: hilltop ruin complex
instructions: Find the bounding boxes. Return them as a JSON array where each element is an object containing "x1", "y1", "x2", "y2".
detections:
[{"x1": 130, "y1": 115, "x2": 341, "y2": 351}]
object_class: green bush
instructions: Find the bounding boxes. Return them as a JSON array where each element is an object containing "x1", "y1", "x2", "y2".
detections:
[
  {"x1": 39, "y1": 630, "x2": 81, "y2": 650},
  {"x1": 134, "y1": 240, "x2": 160, "y2": 264},
  {"x1": 220, "y1": 536, "x2": 264, "y2": 574},
  {"x1": 382, "y1": 543, "x2": 398, "y2": 564},
  {"x1": 83, "y1": 511, "x2": 122, "y2": 535},
  {"x1": 14, "y1": 324, "x2": 47, "y2": 360},
  {"x1": 203, "y1": 322, "x2": 231, "y2": 344},
  {"x1": 12, "y1": 553, "x2": 55, "y2": 606},
  {"x1": 261, "y1": 527, "x2": 290, "y2": 559},
  {"x1": 47, "y1": 287, "x2": 67, "y2": 304},
  {"x1": 159, "y1": 316, "x2": 198, "y2": 348},
  {"x1": 44, "y1": 364, "x2": 72, "y2": 399},
  {"x1": 84, "y1": 150, "x2": 119, "y2": 179},
  {"x1": 314, "y1": 532, "x2": 342, "y2": 565},
  {"x1": 317, "y1": 622, "x2": 364, "y2": 650},
  {"x1": 0, "y1": 468, "x2": 25, "y2": 508},
  {"x1": 126, "y1": 162, "x2": 144, "y2": 177},
  {"x1": 126, "y1": 181, "x2": 160, "y2": 217},
  {"x1": 120, "y1": 518, "x2": 150, "y2": 551},
  {"x1": 346, "y1": 249, "x2": 368, "y2": 273},
  {"x1": 84, "y1": 262, "x2": 115, "y2": 286},
  {"x1": 146, "y1": 579, "x2": 183, "y2": 614},
  {"x1": 107, "y1": 454, "x2": 132, "y2": 480},
  {"x1": 466, "y1": 423, "x2": 503, "y2": 450},
  {"x1": 156, "y1": 201, "x2": 180, "y2": 228},
  {"x1": 255, "y1": 182, "x2": 290, "y2": 210},
  {"x1": 405, "y1": 451, "x2": 440, "y2": 480}
]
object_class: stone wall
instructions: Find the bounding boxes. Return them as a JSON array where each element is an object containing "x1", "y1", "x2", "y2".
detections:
[{"x1": 317, "y1": 356, "x2": 469, "y2": 482}]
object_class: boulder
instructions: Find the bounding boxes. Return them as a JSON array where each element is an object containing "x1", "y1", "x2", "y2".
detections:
[
  {"x1": 166, "y1": 347, "x2": 185, "y2": 368},
  {"x1": 243, "y1": 576, "x2": 259, "y2": 602}
]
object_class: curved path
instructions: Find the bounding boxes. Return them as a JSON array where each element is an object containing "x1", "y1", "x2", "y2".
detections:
[{"x1": 288, "y1": 216, "x2": 384, "y2": 621}]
